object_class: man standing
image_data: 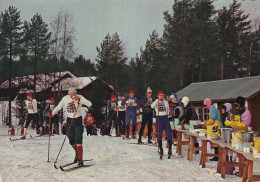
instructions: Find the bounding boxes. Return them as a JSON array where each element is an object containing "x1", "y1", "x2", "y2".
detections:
[
  {"x1": 151, "y1": 90, "x2": 172, "y2": 158},
  {"x1": 107, "y1": 95, "x2": 119, "y2": 136},
  {"x1": 122, "y1": 90, "x2": 140, "y2": 139},
  {"x1": 46, "y1": 97, "x2": 59, "y2": 134},
  {"x1": 117, "y1": 97, "x2": 126, "y2": 136},
  {"x1": 138, "y1": 87, "x2": 154, "y2": 144},
  {"x1": 49, "y1": 88, "x2": 92, "y2": 166},
  {"x1": 21, "y1": 93, "x2": 40, "y2": 139}
]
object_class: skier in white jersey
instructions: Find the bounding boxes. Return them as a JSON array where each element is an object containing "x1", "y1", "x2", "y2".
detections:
[{"x1": 49, "y1": 88, "x2": 92, "y2": 166}]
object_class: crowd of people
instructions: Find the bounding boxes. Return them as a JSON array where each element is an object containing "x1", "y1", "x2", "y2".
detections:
[{"x1": 20, "y1": 86, "x2": 252, "y2": 165}]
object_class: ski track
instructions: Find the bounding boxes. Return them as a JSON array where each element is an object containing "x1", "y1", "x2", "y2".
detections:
[{"x1": 1, "y1": 127, "x2": 259, "y2": 182}]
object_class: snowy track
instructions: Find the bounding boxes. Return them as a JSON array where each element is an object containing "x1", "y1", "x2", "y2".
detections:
[{"x1": 0, "y1": 128, "x2": 252, "y2": 182}]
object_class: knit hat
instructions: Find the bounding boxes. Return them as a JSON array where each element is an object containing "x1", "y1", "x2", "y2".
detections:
[
  {"x1": 111, "y1": 95, "x2": 116, "y2": 99},
  {"x1": 157, "y1": 90, "x2": 164, "y2": 96},
  {"x1": 27, "y1": 93, "x2": 32, "y2": 97},
  {"x1": 203, "y1": 98, "x2": 212, "y2": 110},
  {"x1": 146, "y1": 87, "x2": 152, "y2": 93},
  {"x1": 50, "y1": 97, "x2": 55, "y2": 101},
  {"x1": 129, "y1": 90, "x2": 134, "y2": 94},
  {"x1": 181, "y1": 96, "x2": 189, "y2": 107},
  {"x1": 68, "y1": 87, "x2": 77, "y2": 94},
  {"x1": 121, "y1": 97, "x2": 125, "y2": 102},
  {"x1": 223, "y1": 103, "x2": 232, "y2": 112},
  {"x1": 235, "y1": 96, "x2": 245, "y2": 110}
]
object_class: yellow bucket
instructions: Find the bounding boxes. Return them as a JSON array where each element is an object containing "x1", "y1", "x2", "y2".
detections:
[
  {"x1": 232, "y1": 132, "x2": 242, "y2": 144},
  {"x1": 254, "y1": 137, "x2": 260, "y2": 151},
  {"x1": 206, "y1": 125, "x2": 219, "y2": 136}
]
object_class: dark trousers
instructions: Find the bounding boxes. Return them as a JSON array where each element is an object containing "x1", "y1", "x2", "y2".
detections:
[
  {"x1": 118, "y1": 111, "x2": 125, "y2": 134},
  {"x1": 156, "y1": 116, "x2": 172, "y2": 149},
  {"x1": 86, "y1": 125, "x2": 93, "y2": 135},
  {"x1": 50, "y1": 116, "x2": 59, "y2": 134},
  {"x1": 108, "y1": 112, "x2": 118, "y2": 134},
  {"x1": 67, "y1": 117, "x2": 83, "y2": 145},
  {"x1": 25, "y1": 113, "x2": 40, "y2": 134},
  {"x1": 139, "y1": 113, "x2": 153, "y2": 140}
]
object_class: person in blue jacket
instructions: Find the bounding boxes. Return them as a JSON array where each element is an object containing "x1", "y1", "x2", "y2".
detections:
[
  {"x1": 107, "y1": 95, "x2": 118, "y2": 136},
  {"x1": 122, "y1": 90, "x2": 141, "y2": 139}
]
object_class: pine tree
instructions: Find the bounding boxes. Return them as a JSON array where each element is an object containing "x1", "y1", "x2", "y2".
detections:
[
  {"x1": 24, "y1": 13, "x2": 52, "y2": 93},
  {"x1": 96, "y1": 33, "x2": 128, "y2": 96},
  {"x1": 14, "y1": 98, "x2": 27, "y2": 126},
  {"x1": 0, "y1": 6, "x2": 23, "y2": 127}
]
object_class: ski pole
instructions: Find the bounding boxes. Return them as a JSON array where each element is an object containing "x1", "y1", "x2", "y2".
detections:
[
  {"x1": 47, "y1": 116, "x2": 51, "y2": 162},
  {"x1": 54, "y1": 100, "x2": 81, "y2": 164},
  {"x1": 157, "y1": 99, "x2": 160, "y2": 153}
]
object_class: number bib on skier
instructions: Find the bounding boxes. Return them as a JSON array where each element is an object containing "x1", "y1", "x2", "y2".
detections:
[{"x1": 67, "y1": 102, "x2": 77, "y2": 113}]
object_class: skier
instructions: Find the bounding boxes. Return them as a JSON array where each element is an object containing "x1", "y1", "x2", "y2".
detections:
[
  {"x1": 122, "y1": 90, "x2": 141, "y2": 139},
  {"x1": 107, "y1": 95, "x2": 119, "y2": 136},
  {"x1": 84, "y1": 112, "x2": 96, "y2": 136},
  {"x1": 151, "y1": 90, "x2": 172, "y2": 158},
  {"x1": 46, "y1": 97, "x2": 59, "y2": 134},
  {"x1": 138, "y1": 87, "x2": 154, "y2": 144},
  {"x1": 117, "y1": 97, "x2": 126, "y2": 136},
  {"x1": 49, "y1": 88, "x2": 92, "y2": 166},
  {"x1": 21, "y1": 93, "x2": 40, "y2": 139}
]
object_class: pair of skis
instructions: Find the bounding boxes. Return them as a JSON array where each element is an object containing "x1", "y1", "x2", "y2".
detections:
[
  {"x1": 9, "y1": 135, "x2": 41, "y2": 141},
  {"x1": 54, "y1": 159, "x2": 94, "y2": 171}
]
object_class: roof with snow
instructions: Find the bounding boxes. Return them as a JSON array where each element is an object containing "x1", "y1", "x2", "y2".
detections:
[
  {"x1": 176, "y1": 76, "x2": 260, "y2": 102},
  {"x1": 0, "y1": 71, "x2": 114, "y2": 100}
]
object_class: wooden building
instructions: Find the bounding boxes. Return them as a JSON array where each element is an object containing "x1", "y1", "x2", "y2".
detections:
[
  {"x1": 0, "y1": 71, "x2": 114, "y2": 101},
  {"x1": 176, "y1": 76, "x2": 260, "y2": 132}
]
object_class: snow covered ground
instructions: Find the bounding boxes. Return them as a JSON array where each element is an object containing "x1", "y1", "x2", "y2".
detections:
[{"x1": 0, "y1": 126, "x2": 259, "y2": 182}]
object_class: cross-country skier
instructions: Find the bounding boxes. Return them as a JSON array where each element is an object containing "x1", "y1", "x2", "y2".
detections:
[
  {"x1": 107, "y1": 95, "x2": 119, "y2": 136},
  {"x1": 122, "y1": 90, "x2": 141, "y2": 139},
  {"x1": 151, "y1": 90, "x2": 172, "y2": 158},
  {"x1": 49, "y1": 88, "x2": 92, "y2": 166},
  {"x1": 117, "y1": 97, "x2": 126, "y2": 136},
  {"x1": 138, "y1": 87, "x2": 154, "y2": 144},
  {"x1": 21, "y1": 93, "x2": 40, "y2": 139}
]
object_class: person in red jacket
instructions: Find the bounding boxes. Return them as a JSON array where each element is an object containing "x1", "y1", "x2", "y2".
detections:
[{"x1": 84, "y1": 112, "x2": 96, "y2": 136}]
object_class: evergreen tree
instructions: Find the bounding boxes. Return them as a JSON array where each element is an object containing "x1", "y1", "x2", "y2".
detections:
[
  {"x1": 14, "y1": 98, "x2": 27, "y2": 126},
  {"x1": 23, "y1": 13, "x2": 52, "y2": 93},
  {"x1": 72, "y1": 55, "x2": 96, "y2": 77},
  {"x1": 96, "y1": 33, "x2": 128, "y2": 96},
  {"x1": 0, "y1": 6, "x2": 23, "y2": 127}
]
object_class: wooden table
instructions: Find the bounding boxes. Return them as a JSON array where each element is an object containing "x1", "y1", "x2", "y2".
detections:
[{"x1": 175, "y1": 128, "x2": 260, "y2": 181}]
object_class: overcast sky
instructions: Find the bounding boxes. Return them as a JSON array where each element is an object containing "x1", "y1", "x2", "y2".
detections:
[{"x1": 1, "y1": 0, "x2": 260, "y2": 61}]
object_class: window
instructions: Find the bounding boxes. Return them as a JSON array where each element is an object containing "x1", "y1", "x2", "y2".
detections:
[
  {"x1": 195, "y1": 107, "x2": 202, "y2": 121},
  {"x1": 203, "y1": 107, "x2": 209, "y2": 121}
]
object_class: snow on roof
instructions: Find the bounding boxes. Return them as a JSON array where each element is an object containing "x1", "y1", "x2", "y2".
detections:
[
  {"x1": 0, "y1": 71, "x2": 75, "y2": 93},
  {"x1": 51, "y1": 76, "x2": 114, "y2": 91}
]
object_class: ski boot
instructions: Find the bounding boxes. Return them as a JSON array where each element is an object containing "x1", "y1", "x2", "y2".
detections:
[
  {"x1": 125, "y1": 125, "x2": 130, "y2": 139},
  {"x1": 78, "y1": 160, "x2": 84, "y2": 166},
  {"x1": 168, "y1": 149, "x2": 172, "y2": 159},
  {"x1": 148, "y1": 137, "x2": 153, "y2": 144},
  {"x1": 74, "y1": 154, "x2": 79, "y2": 163},
  {"x1": 20, "y1": 136, "x2": 26, "y2": 140},
  {"x1": 138, "y1": 138, "x2": 142, "y2": 144},
  {"x1": 159, "y1": 147, "x2": 163, "y2": 160},
  {"x1": 195, "y1": 143, "x2": 200, "y2": 155},
  {"x1": 131, "y1": 125, "x2": 136, "y2": 139}
]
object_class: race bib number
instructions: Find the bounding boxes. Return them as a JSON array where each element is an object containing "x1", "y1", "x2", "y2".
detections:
[
  {"x1": 28, "y1": 103, "x2": 33, "y2": 110},
  {"x1": 158, "y1": 102, "x2": 166, "y2": 112},
  {"x1": 87, "y1": 117, "x2": 92, "y2": 122},
  {"x1": 67, "y1": 102, "x2": 76, "y2": 113},
  {"x1": 111, "y1": 102, "x2": 117, "y2": 109},
  {"x1": 50, "y1": 104, "x2": 55, "y2": 111},
  {"x1": 127, "y1": 99, "x2": 136, "y2": 107}
]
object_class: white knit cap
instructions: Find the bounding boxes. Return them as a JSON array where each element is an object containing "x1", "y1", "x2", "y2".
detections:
[
  {"x1": 146, "y1": 87, "x2": 152, "y2": 93},
  {"x1": 181, "y1": 96, "x2": 189, "y2": 107},
  {"x1": 68, "y1": 87, "x2": 77, "y2": 94}
]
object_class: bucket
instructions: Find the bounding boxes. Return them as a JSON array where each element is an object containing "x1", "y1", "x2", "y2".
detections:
[
  {"x1": 207, "y1": 125, "x2": 219, "y2": 136},
  {"x1": 221, "y1": 128, "x2": 233, "y2": 143},
  {"x1": 254, "y1": 137, "x2": 260, "y2": 151},
  {"x1": 189, "y1": 120, "x2": 198, "y2": 130},
  {"x1": 232, "y1": 132, "x2": 242, "y2": 144},
  {"x1": 174, "y1": 118, "x2": 180, "y2": 128},
  {"x1": 241, "y1": 132, "x2": 251, "y2": 143},
  {"x1": 170, "y1": 121, "x2": 174, "y2": 130}
]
